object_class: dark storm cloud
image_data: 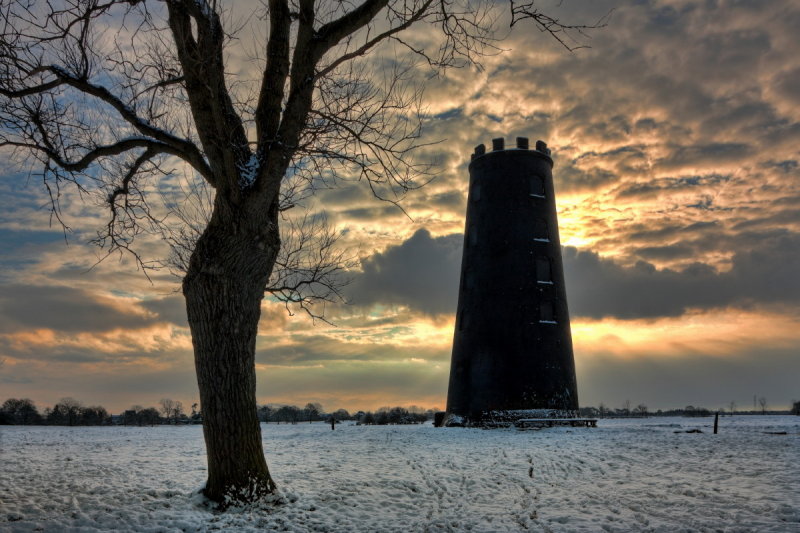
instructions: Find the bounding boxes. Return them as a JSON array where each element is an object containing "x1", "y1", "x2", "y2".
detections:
[
  {"x1": 564, "y1": 232, "x2": 800, "y2": 319},
  {"x1": 635, "y1": 244, "x2": 696, "y2": 262},
  {"x1": 255, "y1": 333, "x2": 448, "y2": 365},
  {"x1": 141, "y1": 296, "x2": 188, "y2": 327},
  {"x1": 0, "y1": 284, "x2": 155, "y2": 333},
  {"x1": 614, "y1": 174, "x2": 732, "y2": 200},
  {"x1": 347, "y1": 228, "x2": 800, "y2": 320},
  {"x1": 408, "y1": 190, "x2": 466, "y2": 212},
  {"x1": 761, "y1": 159, "x2": 798, "y2": 174},
  {"x1": 772, "y1": 67, "x2": 800, "y2": 106},
  {"x1": 347, "y1": 229, "x2": 462, "y2": 315},
  {"x1": 627, "y1": 221, "x2": 720, "y2": 243},
  {"x1": 340, "y1": 205, "x2": 401, "y2": 220},
  {"x1": 557, "y1": 160, "x2": 619, "y2": 193},
  {"x1": 315, "y1": 183, "x2": 373, "y2": 206},
  {"x1": 656, "y1": 143, "x2": 753, "y2": 171}
]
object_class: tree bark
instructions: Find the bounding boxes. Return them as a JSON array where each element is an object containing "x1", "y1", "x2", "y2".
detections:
[{"x1": 182, "y1": 197, "x2": 280, "y2": 504}]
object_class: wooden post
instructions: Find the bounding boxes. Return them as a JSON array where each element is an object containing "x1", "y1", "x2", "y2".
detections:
[
  {"x1": 713, "y1": 412, "x2": 719, "y2": 434},
  {"x1": 331, "y1": 417, "x2": 335, "y2": 430}
]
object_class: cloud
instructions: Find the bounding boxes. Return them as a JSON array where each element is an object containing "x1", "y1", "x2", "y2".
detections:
[
  {"x1": 771, "y1": 67, "x2": 800, "y2": 109},
  {"x1": 344, "y1": 227, "x2": 800, "y2": 320},
  {"x1": 347, "y1": 229, "x2": 462, "y2": 315},
  {"x1": 656, "y1": 143, "x2": 754, "y2": 172},
  {"x1": 564, "y1": 232, "x2": 800, "y2": 319},
  {"x1": 613, "y1": 174, "x2": 732, "y2": 200},
  {"x1": 0, "y1": 324, "x2": 192, "y2": 364},
  {"x1": 0, "y1": 284, "x2": 156, "y2": 333},
  {"x1": 256, "y1": 331, "x2": 450, "y2": 366},
  {"x1": 141, "y1": 296, "x2": 188, "y2": 328}
]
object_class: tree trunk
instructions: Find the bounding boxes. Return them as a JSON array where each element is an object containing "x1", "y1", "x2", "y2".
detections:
[{"x1": 183, "y1": 200, "x2": 280, "y2": 504}]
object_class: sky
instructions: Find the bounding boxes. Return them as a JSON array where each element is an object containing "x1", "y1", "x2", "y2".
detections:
[{"x1": 1, "y1": 0, "x2": 799, "y2": 414}]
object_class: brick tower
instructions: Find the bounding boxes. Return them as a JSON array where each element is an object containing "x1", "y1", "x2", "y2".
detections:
[{"x1": 444, "y1": 137, "x2": 578, "y2": 426}]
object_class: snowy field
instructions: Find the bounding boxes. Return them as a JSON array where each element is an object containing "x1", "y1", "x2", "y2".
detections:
[{"x1": 1, "y1": 416, "x2": 798, "y2": 532}]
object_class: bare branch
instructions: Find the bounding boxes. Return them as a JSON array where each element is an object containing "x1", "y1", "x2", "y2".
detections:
[
  {"x1": 315, "y1": 0, "x2": 391, "y2": 56},
  {"x1": 2, "y1": 136, "x2": 170, "y2": 174},
  {"x1": 315, "y1": 0, "x2": 434, "y2": 80},
  {"x1": 165, "y1": 0, "x2": 251, "y2": 193},
  {"x1": 254, "y1": 0, "x2": 291, "y2": 149},
  {"x1": 2, "y1": 65, "x2": 213, "y2": 182},
  {"x1": 268, "y1": 212, "x2": 356, "y2": 323},
  {"x1": 509, "y1": 1, "x2": 611, "y2": 51}
]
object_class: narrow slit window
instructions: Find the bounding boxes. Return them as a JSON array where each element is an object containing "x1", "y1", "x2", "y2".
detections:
[
  {"x1": 468, "y1": 226, "x2": 478, "y2": 247},
  {"x1": 539, "y1": 301, "x2": 556, "y2": 323},
  {"x1": 472, "y1": 183, "x2": 481, "y2": 201},
  {"x1": 536, "y1": 257, "x2": 552, "y2": 283},
  {"x1": 530, "y1": 174, "x2": 545, "y2": 198},
  {"x1": 533, "y1": 219, "x2": 549, "y2": 242}
]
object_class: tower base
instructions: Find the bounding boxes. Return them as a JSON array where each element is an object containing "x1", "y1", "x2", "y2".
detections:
[{"x1": 443, "y1": 408, "x2": 579, "y2": 428}]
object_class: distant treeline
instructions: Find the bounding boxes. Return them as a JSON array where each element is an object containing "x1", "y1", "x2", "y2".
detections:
[
  {"x1": 0, "y1": 398, "x2": 111, "y2": 426},
  {"x1": 0, "y1": 397, "x2": 201, "y2": 426},
  {"x1": 258, "y1": 403, "x2": 433, "y2": 425},
  {"x1": 579, "y1": 401, "x2": 800, "y2": 418},
  {"x1": 3, "y1": 397, "x2": 797, "y2": 426},
  {"x1": 0, "y1": 397, "x2": 438, "y2": 426}
]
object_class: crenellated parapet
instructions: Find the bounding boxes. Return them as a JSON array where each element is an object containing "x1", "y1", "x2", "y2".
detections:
[{"x1": 470, "y1": 137, "x2": 552, "y2": 161}]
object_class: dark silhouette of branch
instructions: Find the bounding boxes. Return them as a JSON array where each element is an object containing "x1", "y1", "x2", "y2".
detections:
[
  {"x1": 269, "y1": 213, "x2": 356, "y2": 323},
  {"x1": 510, "y1": 1, "x2": 611, "y2": 51}
]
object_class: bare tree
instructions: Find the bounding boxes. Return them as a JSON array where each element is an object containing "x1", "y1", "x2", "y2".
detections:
[
  {"x1": 303, "y1": 402, "x2": 323, "y2": 422},
  {"x1": 758, "y1": 396, "x2": 767, "y2": 415},
  {"x1": 0, "y1": 0, "x2": 603, "y2": 504},
  {"x1": 333, "y1": 408, "x2": 351, "y2": 421},
  {"x1": 1, "y1": 398, "x2": 42, "y2": 425},
  {"x1": 49, "y1": 397, "x2": 83, "y2": 426},
  {"x1": 728, "y1": 401, "x2": 736, "y2": 416},
  {"x1": 159, "y1": 398, "x2": 183, "y2": 423},
  {"x1": 81, "y1": 405, "x2": 111, "y2": 425},
  {"x1": 159, "y1": 398, "x2": 175, "y2": 422}
]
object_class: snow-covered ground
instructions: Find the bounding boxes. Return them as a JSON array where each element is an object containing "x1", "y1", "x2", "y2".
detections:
[{"x1": 1, "y1": 416, "x2": 798, "y2": 532}]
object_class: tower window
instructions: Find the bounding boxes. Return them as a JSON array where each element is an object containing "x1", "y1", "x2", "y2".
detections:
[
  {"x1": 539, "y1": 301, "x2": 556, "y2": 324},
  {"x1": 472, "y1": 183, "x2": 481, "y2": 201},
  {"x1": 530, "y1": 174, "x2": 545, "y2": 198},
  {"x1": 468, "y1": 226, "x2": 478, "y2": 247},
  {"x1": 536, "y1": 257, "x2": 552, "y2": 283},
  {"x1": 533, "y1": 219, "x2": 549, "y2": 242}
]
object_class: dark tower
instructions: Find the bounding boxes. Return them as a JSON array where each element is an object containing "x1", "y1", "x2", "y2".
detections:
[{"x1": 445, "y1": 136, "x2": 578, "y2": 426}]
